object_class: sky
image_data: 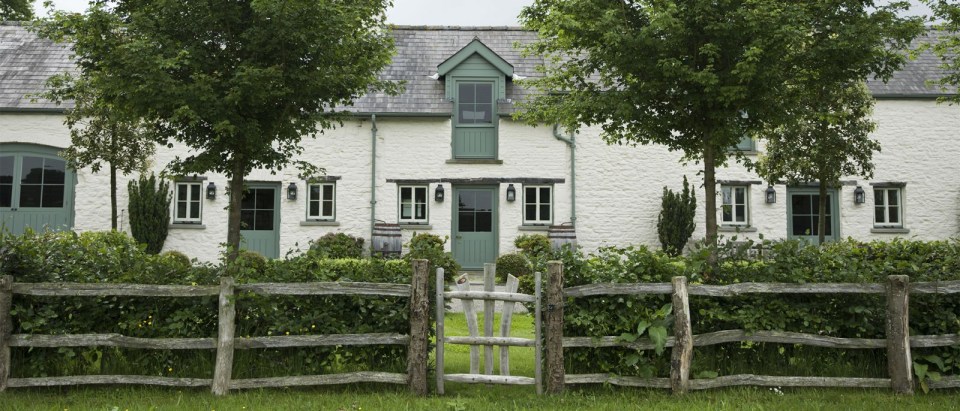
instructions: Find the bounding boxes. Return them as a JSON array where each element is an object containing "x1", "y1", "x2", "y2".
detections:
[{"x1": 32, "y1": 0, "x2": 936, "y2": 26}]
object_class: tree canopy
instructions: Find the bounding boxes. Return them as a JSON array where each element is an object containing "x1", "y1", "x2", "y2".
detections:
[
  {"x1": 39, "y1": 0, "x2": 399, "y2": 258},
  {"x1": 0, "y1": 0, "x2": 33, "y2": 21},
  {"x1": 924, "y1": 0, "x2": 960, "y2": 103}
]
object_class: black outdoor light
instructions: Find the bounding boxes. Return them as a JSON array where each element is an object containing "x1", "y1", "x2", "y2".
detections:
[
  {"x1": 206, "y1": 182, "x2": 217, "y2": 200},
  {"x1": 287, "y1": 182, "x2": 298, "y2": 201},
  {"x1": 506, "y1": 184, "x2": 516, "y2": 202},
  {"x1": 765, "y1": 185, "x2": 776, "y2": 204},
  {"x1": 435, "y1": 184, "x2": 445, "y2": 202},
  {"x1": 854, "y1": 186, "x2": 866, "y2": 204}
]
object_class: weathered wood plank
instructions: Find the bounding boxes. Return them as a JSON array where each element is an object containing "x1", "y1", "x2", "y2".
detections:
[
  {"x1": 443, "y1": 374, "x2": 536, "y2": 385},
  {"x1": 408, "y1": 259, "x2": 430, "y2": 396},
  {"x1": 563, "y1": 335, "x2": 676, "y2": 350},
  {"x1": 670, "y1": 276, "x2": 693, "y2": 395},
  {"x1": 0, "y1": 275, "x2": 12, "y2": 392},
  {"x1": 886, "y1": 275, "x2": 913, "y2": 394},
  {"x1": 499, "y1": 275, "x2": 519, "y2": 376},
  {"x1": 236, "y1": 282, "x2": 410, "y2": 297},
  {"x1": 10, "y1": 334, "x2": 215, "y2": 349},
  {"x1": 563, "y1": 330, "x2": 887, "y2": 350},
  {"x1": 564, "y1": 374, "x2": 671, "y2": 388},
  {"x1": 909, "y1": 281, "x2": 960, "y2": 294},
  {"x1": 435, "y1": 268, "x2": 446, "y2": 395},
  {"x1": 235, "y1": 333, "x2": 409, "y2": 349},
  {"x1": 229, "y1": 372, "x2": 407, "y2": 389},
  {"x1": 928, "y1": 376, "x2": 960, "y2": 389},
  {"x1": 445, "y1": 290, "x2": 536, "y2": 303},
  {"x1": 687, "y1": 375, "x2": 891, "y2": 390},
  {"x1": 534, "y1": 271, "x2": 544, "y2": 395},
  {"x1": 545, "y1": 262, "x2": 563, "y2": 394},
  {"x1": 445, "y1": 336, "x2": 535, "y2": 347},
  {"x1": 456, "y1": 275, "x2": 480, "y2": 375},
  {"x1": 910, "y1": 333, "x2": 960, "y2": 348},
  {"x1": 688, "y1": 283, "x2": 886, "y2": 296},
  {"x1": 211, "y1": 277, "x2": 236, "y2": 396},
  {"x1": 8, "y1": 375, "x2": 212, "y2": 388},
  {"x1": 564, "y1": 283, "x2": 672, "y2": 297},
  {"x1": 12, "y1": 282, "x2": 219, "y2": 297},
  {"x1": 483, "y1": 263, "x2": 495, "y2": 377}
]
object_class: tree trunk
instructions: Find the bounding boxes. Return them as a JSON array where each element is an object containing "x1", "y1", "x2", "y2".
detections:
[
  {"x1": 818, "y1": 183, "x2": 827, "y2": 245},
  {"x1": 226, "y1": 162, "x2": 245, "y2": 263},
  {"x1": 110, "y1": 161, "x2": 118, "y2": 231},
  {"x1": 703, "y1": 143, "x2": 718, "y2": 269}
]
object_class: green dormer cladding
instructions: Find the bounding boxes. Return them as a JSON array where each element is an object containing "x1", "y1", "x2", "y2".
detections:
[{"x1": 438, "y1": 39, "x2": 513, "y2": 159}]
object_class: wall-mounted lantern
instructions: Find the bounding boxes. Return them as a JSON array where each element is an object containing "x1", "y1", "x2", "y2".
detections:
[
  {"x1": 854, "y1": 186, "x2": 865, "y2": 204},
  {"x1": 435, "y1": 184, "x2": 445, "y2": 202},
  {"x1": 506, "y1": 184, "x2": 516, "y2": 202},
  {"x1": 287, "y1": 182, "x2": 298, "y2": 201},
  {"x1": 206, "y1": 182, "x2": 217, "y2": 200},
  {"x1": 765, "y1": 185, "x2": 776, "y2": 204}
]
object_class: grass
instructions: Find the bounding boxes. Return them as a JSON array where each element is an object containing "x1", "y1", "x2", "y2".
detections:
[{"x1": 2, "y1": 313, "x2": 958, "y2": 410}]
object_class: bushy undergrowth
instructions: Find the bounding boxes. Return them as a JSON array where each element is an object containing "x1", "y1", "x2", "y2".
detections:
[{"x1": 0, "y1": 229, "x2": 415, "y2": 379}]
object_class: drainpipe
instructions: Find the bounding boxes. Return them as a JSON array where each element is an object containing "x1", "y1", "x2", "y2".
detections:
[
  {"x1": 552, "y1": 124, "x2": 576, "y2": 226},
  {"x1": 370, "y1": 114, "x2": 378, "y2": 239}
]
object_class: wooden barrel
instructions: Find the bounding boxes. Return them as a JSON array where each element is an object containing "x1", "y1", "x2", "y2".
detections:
[
  {"x1": 372, "y1": 223, "x2": 402, "y2": 257},
  {"x1": 547, "y1": 225, "x2": 577, "y2": 250}
]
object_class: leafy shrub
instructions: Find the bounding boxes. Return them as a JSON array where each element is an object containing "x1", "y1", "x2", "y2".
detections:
[
  {"x1": 308, "y1": 232, "x2": 364, "y2": 259},
  {"x1": 160, "y1": 250, "x2": 192, "y2": 268},
  {"x1": 656, "y1": 176, "x2": 696, "y2": 256},
  {"x1": 404, "y1": 233, "x2": 458, "y2": 283},
  {"x1": 495, "y1": 253, "x2": 532, "y2": 283},
  {"x1": 127, "y1": 174, "x2": 171, "y2": 254},
  {"x1": 515, "y1": 234, "x2": 550, "y2": 260}
]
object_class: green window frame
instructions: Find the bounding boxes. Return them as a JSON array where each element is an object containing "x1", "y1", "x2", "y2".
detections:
[
  {"x1": 307, "y1": 182, "x2": 336, "y2": 221},
  {"x1": 456, "y1": 82, "x2": 495, "y2": 126},
  {"x1": 173, "y1": 181, "x2": 203, "y2": 224},
  {"x1": 523, "y1": 185, "x2": 552, "y2": 225},
  {"x1": 730, "y1": 136, "x2": 755, "y2": 152},
  {"x1": 874, "y1": 187, "x2": 903, "y2": 228},
  {"x1": 721, "y1": 185, "x2": 749, "y2": 226},
  {"x1": 399, "y1": 185, "x2": 428, "y2": 224}
]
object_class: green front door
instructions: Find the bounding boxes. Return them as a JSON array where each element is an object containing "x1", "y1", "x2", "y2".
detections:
[
  {"x1": 240, "y1": 184, "x2": 280, "y2": 259},
  {"x1": 453, "y1": 186, "x2": 498, "y2": 270},
  {"x1": 787, "y1": 187, "x2": 839, "y2": 245},
  {"x1": 0, "y1": 144, "x2": 74, "y2": 235}
]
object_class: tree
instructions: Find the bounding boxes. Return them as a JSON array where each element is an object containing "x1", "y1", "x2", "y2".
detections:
[
  {"x1": 756, "y1": 82, "x2": 878, "y2": 244},
  {"x1": 924, "y1": 0, "x2": 960, "y2": 103},
  {"x1": 35, "y1": 6, "x2": 155, "y2": 230},
  {"x1": 517, "y1": 0, "x2": 923, "y2": 258},
  {"x1": 0, "y1": 0, "x2": 33, "y2": 21},
  {"x1": 44, "y1": 0, "x2": 399, "y2": 260},
  {"x1": 657, "y1": 176, "x2": 696, "y2": 257}
]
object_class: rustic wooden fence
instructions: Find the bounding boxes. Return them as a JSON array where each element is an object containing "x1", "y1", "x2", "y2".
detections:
[
  {"x1": 543, "y1": 261, "x2": 960, "y2": 394},
  {"x1": 0, "y1": 260, "x2": 432, "y2": 396}
]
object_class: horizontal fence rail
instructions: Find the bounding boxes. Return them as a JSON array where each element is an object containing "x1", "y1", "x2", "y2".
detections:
[
  {"x1": 549, "y1": 267, "x2": 960, "y2": 395},
  {"x1": 0, "y1": 261, "x2": 432, "y2": 396}
]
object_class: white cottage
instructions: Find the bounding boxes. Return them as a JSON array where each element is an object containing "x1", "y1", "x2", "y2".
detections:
[{"x1": 1, "y1": 23, "x2": 959, "y2": 267}]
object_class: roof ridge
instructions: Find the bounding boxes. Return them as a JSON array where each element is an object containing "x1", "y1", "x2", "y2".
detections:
[
  {"x1": 388, "y1": 25, "x2": 529, "y2": 32},
  {"x1": 1, "y1": 21, "x2": 26, "y2": 26}
]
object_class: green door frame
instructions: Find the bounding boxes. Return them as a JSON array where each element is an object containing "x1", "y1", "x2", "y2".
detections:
[
  {"x1": 239, "y1": 182, "x2": 281, "y2": 259},
  {"x1": 786, "y1": 186, "x2": 840, "y2": 245},
  {"x1": 0, "y1": 143, "x2": 76, "y2": 235},
  {"x1": 452, "y1": 185, "x2": 499, "y2": 270}
]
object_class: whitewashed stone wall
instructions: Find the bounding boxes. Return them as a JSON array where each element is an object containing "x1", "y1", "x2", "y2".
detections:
[{"x1": 2, "y1": 98, "x2": 958, "y2": 263}]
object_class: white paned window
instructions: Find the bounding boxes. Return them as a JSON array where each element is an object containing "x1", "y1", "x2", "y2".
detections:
[
  {"x1": 524, "y1": 185, "x2": 552, "y2": 225},
  {"x1": 874, "y1": 187, "x2": 902, "y2": 228},
  {"x1": 173, "y1": 182, "x2": 202, "y2": 224},
  {"x1": 307, "y1": 183, "x2": 336, "y2": 221},
  {"x1": 399, "y1": 185, "x2": 428, "y2": 223},
  {"x1": 721, "y1": 185, "x2": 749, "y2": 226}
]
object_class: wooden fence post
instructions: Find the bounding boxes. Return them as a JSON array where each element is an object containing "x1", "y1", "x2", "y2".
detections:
[
  {"x1": 670, "y1": 276, "x2": 693, "y2": 395},
  {"x1": 408, "y1": 259, "x2": 429, "y2": 396},
  {"x1": 886, "y1": 275, "x2": 913, "y2": 394},
  {"x1": 0, "y1": 275, "x2": 13, "y2": 392},
  {"x1": 545, "y1": 261, "x2": 564, "y2": 394},
  {"x1": 435, "y1": 267, "x2": 446, "y2": 395},
  {"x1": 483, "y1": 263, "x2": 495, "y2": 376},
  {"x1": 211, "y1": 277, "x2": 236, "y2": 396}
]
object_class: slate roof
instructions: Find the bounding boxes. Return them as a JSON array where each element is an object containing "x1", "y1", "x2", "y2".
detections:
[{"x1": 0, "y1": 21, "x2": 954, "y2": 113}]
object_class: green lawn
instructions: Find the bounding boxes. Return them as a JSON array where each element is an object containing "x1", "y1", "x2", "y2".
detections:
[{"x1": 2, "y1": 313, "x2": 958, "y2": 410}]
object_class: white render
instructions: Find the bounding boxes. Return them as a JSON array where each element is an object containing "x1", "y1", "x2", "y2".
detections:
[{"x1": 2, "y1": 97, "x2": 958, "y2": 262}]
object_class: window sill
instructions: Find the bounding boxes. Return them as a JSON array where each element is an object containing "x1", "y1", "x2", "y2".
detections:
[
  {"x1": 718, "y1": 225, "x2": 757, "y2": 232},
  {"x1": 446, "y1": 159, "x2": 503, "y2": 165},
  {"x1": 400, "y1": 224, "x2": 432, "y2": 230},
  {"x1": 300, "y1": 221, "x2": 340, "y2": 226},
  {"x1": 871, "y1": 227, "x2": 910, "y2": 234},
  {"x1": 518, "y1": 225, "x2": 551, "y2": 231},
  {"x1": 170, "y1": 223, "x2": 205, "y2": 229}
]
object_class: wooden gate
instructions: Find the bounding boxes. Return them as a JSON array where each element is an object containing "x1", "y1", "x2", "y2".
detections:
[{"x1": 435, "y1": 264, "x2": 542, "y2": 394}]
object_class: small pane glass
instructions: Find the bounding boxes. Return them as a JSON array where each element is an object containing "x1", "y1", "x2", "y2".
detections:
[
  {"x1": 323, "y1": 185, "x2": 334, "y2": 200},
  {"x1": 0, "y1": 185, "x2": 11, "y2": 208},
  {"x1": 793, "y1": 216, "x2": 811, "y2": 236},
  {"x1": 476, "y1": 211, "x2": 492, "y2": 232},
  {"x1": 526, "y1": 187, "x2": 536, "y2": 202},
  {"x1": 41, "y1": 186, "x2": 63, "y2": 208},
  {"x1": 889, "y1": 206, "x2": 900, "y2": 224},
  {"x1": 177, "y1": 202, "x2": 188, "y2": 219},
  {"x1": 310, "y1": 185, "x2": 321, "y2": 201},
  {"x1": 322, "y1": 201, "x2": 333, "y2": 217},
  {"x1": 178, "y1": 184, "x2": 188, "y2": 201},
  {"x1": 476, "y1": 83, "x2": 492, "y2": 102},
  {"x1": 43, "y1": 159, "x2": 66, "y2": 184},
  {"x1": 475, "y1": 103, "x2": 492, "y2": 123},
  {"x1": 21, "y1": 157, "x2": 44, "y2": 184},
  {"x1": 721, "y1": 205, "x2": 732, "y2": 222},
  {"x1": 459, "y1": 192, "x2": 475, "y2": 211},
  {"x1": 255, "y1": 210, "x2": 273, "y2": 230},
  {"x1": 475, "y1": 191, "x2": 492, "y2": 212},
  {"x1": 415, "y1": 204, "x2": 426, "y2": 219},
  {"x1": 734, "y1": 187, "x2": 745, "y2": 204},
  {"x1": 875, "y1": 207, "x2": 885, "y2": 223},
  {"x1": 722, "y1": 187, "x2": 732, "y2": 205},
  {"x1": 459, "y1": 212, "x2": 475, "y2": 232},
  {"x1": 241, "y1": 190, "x2": 256, "y2": 209},
  {"x1": 792, "y1": 194, "x2": 809, "y2": 215},
  {"x1": 310, "y1": 201, "x2": 320, "y2": 217},
  {"x1": 0, "y1": 156, "x2": 13, "y2": 184},
  {"x1": 256, "y1": 189, "x2": 274, "y2": 210},
  {"x1": 19, "y1": 185, "x2": 41, "y2": 207},
  {"x1": 415, "y1": 187, "x2": 426, "y2": 203},
  {"x1": 526, "y1": 204, "x2": 537, "y2": 221},
  {"x1": 190, "y1": 184, "x2": 200, "y2": 200},
  {"x1": 888, "y1": 190, "x2": 898, "y2": 206},
  {"x1": 401, "y1": 203, "x2": 412, "y2": 219},
  {"x1": 875, "y1": 190, "x2": 884, "y2": 205},
  {"x1": 240, "y1": 210, "x2": 255, "y2": 229},
  {"x1": 459, "y1": 83, "x2": 475, "y2": 102},
  {"x1": 189, "y1": 200, "x2": 200, "y2": 218},
  {"x1": 735, "y1": 204, "x2": 745, "y2": 221}
]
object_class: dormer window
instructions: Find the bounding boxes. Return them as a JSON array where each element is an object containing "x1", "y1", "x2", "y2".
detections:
[{"x1": 458, "y1": 82, "x2": 494, "y2": 124}]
